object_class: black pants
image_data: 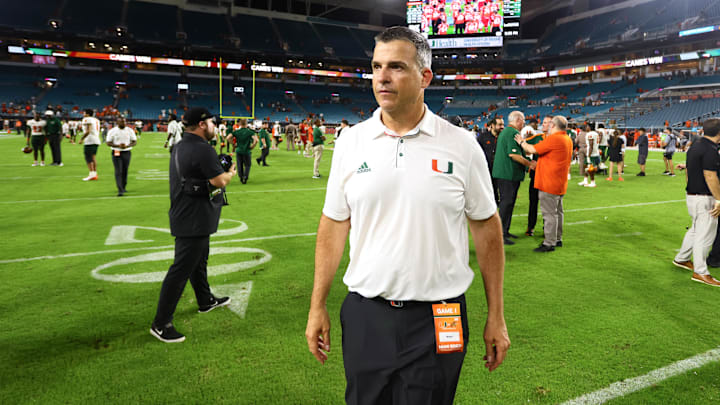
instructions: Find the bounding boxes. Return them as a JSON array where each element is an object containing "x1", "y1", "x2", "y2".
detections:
[
  {"x1": 257, "y1": 147, "x2": 269, "y2": 165},
  {"x1": 154, "y1": 236, "x2": 213, "y2": 326},
  {"x1": 497, "y1": 178, "x2": 521, "y2": 237},
  {"x1": 527, "y1": 170, "x2": 539, "y2": 232},
  {"x1": 112, "y1": 151, "x2": 131, "y2": 193},
  {"x1": 47, "y1": 134, "x2": 62, "y2": 164},
  {"x1": 341, "y1": 292, "x2": 468, "y2": 405},
  {"x1": 708, "y1": 225, "x2": 720, "y2": 265},
  {"x1": 237, "y1": 152, "x2": 252, "y2": 181}
]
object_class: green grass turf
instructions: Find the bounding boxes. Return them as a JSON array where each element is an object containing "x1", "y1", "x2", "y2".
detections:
[{"x1": 0, "y1": 132, "x2": 718, "y2": 404}]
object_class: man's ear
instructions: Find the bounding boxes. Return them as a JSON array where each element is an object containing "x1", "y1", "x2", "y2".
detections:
[{"x1": 420, "y1": 68, "x2": 433, "y2": 89}]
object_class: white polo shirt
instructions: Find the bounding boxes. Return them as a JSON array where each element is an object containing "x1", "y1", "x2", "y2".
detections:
[
  {"x1": 167, "y1": 120, "x2": 183, "y2": 147},
  {"x1": 323, "y1": 106, "x2": 497, "y2": 301},
  {"x1": 81, "y1": 116, "x2": 101, "y2": 145},
  {"x1": 106, "y1": 127, "x2": 137, "y2": 151}
]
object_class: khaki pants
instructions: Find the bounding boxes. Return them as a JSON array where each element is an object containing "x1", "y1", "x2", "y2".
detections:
[
  {"x1": 675, "y1": 195, "x2": 717, "y2": 275},
  {"x1": 539, "y1": 191, "x2": 564, "y2": 247},
  {"x1": 577, "y1": 151, "x2": 586, "y2": 176},
  {"x1": 313, "y1": 144, "x2": 324, "y2": 176}
]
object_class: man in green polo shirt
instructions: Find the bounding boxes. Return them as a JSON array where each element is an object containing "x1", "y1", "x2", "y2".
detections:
[
  {"x1": 311, "y1": 119, "x2": 325, "y2": 179},
  {"x1": 225, "y1": 119, "x2": 258, "y2": 184},
  {"x1": 45, "y1": 111, "x2": 64, "y2": 166},
  {"x1": 255, "y1": 121, "x2": 271, "y2": 167},
  {"x1": 492, "y1": 110, "x2": 535, "y2": 245}
]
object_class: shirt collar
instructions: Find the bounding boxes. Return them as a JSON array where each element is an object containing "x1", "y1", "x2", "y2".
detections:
[{"x1": 370, "y1": 104, "x2": 435, "y2": 139}]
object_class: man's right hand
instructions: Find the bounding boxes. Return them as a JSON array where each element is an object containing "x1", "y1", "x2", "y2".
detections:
[
  {"x1": 305, "y1": 306, "x2": 331, "y2": 364},
  {"x1": 711, "y1": 202, "x2": 720, "y2": 218}
]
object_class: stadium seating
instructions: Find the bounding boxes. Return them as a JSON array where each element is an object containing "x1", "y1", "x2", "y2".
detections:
[
  {"x1": 274, "y1": 20, "x2": 326, "y2": 56},
  {"x1": 230, "y1": 15, "x2": 283, "y2": 53},
  {"x1": 0, "y1": 0, "x2": 58, "y2": 31},
  {"x1": 63, "y1": 0, "x2": 123, "y2": 35},
  {"x1": 350, "y1": 28, "x2": 379, "y2": 54},
  {"x1": 535, "y1": 0, "x2": 715, "y2": 57},
  {"x1": 313, "y1": 24, "x2": 368, "y2": 60},
  {"x1": 126, "y1": 1, "x2": 178, "y2": 43},
  {"x1": 181, "y1": 11, "x2": 230, "y2": 46}
]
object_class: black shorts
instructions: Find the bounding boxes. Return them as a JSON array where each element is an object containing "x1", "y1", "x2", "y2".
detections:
[
  {"x1": 663, "y1": 152, "x2": 674, "y2": 160},
  {"x1": 30, "y1": 135, "x2": 45, "y2": 149},
  {"x1": 84, "y1": 145, "x2": 99, "y2": 163},
  {"x1": 638, "y1": 154, "x2": 648, "y2": 165}
]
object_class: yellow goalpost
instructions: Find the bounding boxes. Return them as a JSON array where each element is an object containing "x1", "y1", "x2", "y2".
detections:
[{"x1": 218, "y1": 58, "x2": 256, "y2": 121}]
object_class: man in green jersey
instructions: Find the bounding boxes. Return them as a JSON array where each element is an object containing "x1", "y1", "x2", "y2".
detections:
[
  {"x1": 45, "y1": 111, "x2": 64, "y2": 166},
  {"x1": 256, "y1": 121, "x2": 271, "y2": 167},
  {"x1": 225, "y1": 118, "x2": 258, "y2": 184}
]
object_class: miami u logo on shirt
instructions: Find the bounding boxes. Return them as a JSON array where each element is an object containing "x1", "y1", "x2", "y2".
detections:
[{"x1": 431, "y1": 159, "x2": 453, "y2": 174}]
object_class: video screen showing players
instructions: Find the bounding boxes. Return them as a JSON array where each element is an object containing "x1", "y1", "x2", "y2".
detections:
[{"x1": 408, "y1": 0, "x2": 503, "y2": 38}]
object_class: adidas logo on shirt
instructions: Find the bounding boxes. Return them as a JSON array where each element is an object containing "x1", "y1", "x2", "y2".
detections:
[{"x1": 357, "y1": 162, "x2": 371, "y2": 174}]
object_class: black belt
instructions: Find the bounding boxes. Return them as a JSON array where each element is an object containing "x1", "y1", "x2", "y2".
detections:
[{"x1": 354, "y1": 292, "x2": 464, "y2": 309}]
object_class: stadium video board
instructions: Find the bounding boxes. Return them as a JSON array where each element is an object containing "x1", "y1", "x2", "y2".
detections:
[{"x1": 407, "y1": 0, "x2": 516, "y2": 49}]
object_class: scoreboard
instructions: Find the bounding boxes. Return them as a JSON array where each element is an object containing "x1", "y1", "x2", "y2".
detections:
[
  {"x1": 503, "y1": 0, "x2": 522, "y2": 38},
  {"x1": 407, "y1": 0, "x2": 522, "y2": 49}
]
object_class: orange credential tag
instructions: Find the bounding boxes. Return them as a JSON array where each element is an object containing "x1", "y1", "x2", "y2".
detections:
[{"x1": 432, "y1": 303, "x2": 464, "y2": 354}]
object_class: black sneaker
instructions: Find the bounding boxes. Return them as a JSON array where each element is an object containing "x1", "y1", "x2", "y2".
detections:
[
  {"x1": 503, "y1": 238, "x2": 515, "y2": 246},
  {"x1": 507, "y1": 233, "x2": 519, "y2": 239},
  {"x1": 150, "y1": 323, "x2": 185, "y2": 343},
  {"x1": 198, "y1": 296, "x2": 231, "y2": 313},
  {"x1": 533, "y1": 244, "x2": 555, "y2": 253},
  {"x1": 555, "y1": 241, "x2": 563, "y2": 247},
  {"x1": 637, "y1": 172, "x2": 646, "y2": 177}
]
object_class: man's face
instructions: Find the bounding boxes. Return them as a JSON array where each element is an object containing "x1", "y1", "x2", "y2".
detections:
[
  {"x1": 117, "y1": 118, "x2": 125, "y2": 129},
  {"x1": 530, "y1": 122, "x2": 538, "y2": 130},
  {"x1": 541, "y1": 117, "x2": 551, "y2": 133},
  {"x1": 201, "y1": 118, "x2": 216, "y2": 141},
  {"x1": 492, "y1": 119, "x2": 504, "y2": 134},
  {"x1": 371, "y1": 40, "x2": 431, "y2": 114}
]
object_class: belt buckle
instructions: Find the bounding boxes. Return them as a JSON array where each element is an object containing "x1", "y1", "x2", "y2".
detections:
[{"x1": 389, "y1": 300, "x2": 404, "y2": 308}]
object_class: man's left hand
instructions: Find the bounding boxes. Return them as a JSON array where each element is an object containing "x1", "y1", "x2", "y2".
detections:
[{"x1": 483, "y1": 317, "x2": 510, "y2": 372}]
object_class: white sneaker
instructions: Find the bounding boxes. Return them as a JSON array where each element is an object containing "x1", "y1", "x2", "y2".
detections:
[
  {"x1": 32, "y1": 161, "x2": 39, "y2": 166},
  {"x1": 568, "y1": 173, "x2": 572, "y2": 180},
  {"x1": 40, "y1": 161, "x2": 45, "y2": 166},
  {"x1": 585, "y1": 183, "x2": 597, "y2": 188},
  {"x1": 578, "y1": 180, "x2": 588, "y2": 186},
  {"x1": 58, "y1": 163, "x2": 64, "y2": 167}
]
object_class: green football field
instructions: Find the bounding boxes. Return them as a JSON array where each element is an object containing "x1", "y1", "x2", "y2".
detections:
[{"x1": 1, "y1": 131, "x2": 719, "y2": 404}]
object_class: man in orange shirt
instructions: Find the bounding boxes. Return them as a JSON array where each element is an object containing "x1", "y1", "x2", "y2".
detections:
[{"x1": 516, "y1": 115, "x2": 574, "y2": 252}]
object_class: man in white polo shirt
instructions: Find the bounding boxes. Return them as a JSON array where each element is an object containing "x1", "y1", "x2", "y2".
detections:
[
  {"x1": 305, "y1": 26, "x2": 509, "y2": 405},
  {"x1": 106, "y1": 117, "x2": 137, "y2": 196}
]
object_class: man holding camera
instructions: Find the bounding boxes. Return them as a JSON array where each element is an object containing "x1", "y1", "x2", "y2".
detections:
[{"x1": 151, "y1": 107, "x2": 236, "y2": 343}]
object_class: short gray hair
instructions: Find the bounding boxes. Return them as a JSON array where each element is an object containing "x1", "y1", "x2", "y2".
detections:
[
  {"x1": 508, "y1": 110, "x2": 525, "y2": 125},
  {"x1": 374, "y1": 26, "x2": 432, "y2": 71},
  {"x1": 552, "y1": 115, "x2": 568, "y2": 130}
]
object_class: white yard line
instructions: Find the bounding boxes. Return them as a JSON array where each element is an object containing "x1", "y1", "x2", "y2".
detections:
[
  {"x1": 512, "y1": 199, "x2": 684, "y2": 217},
  {"x1": 0, "y1": 188, "x2": 326, "y2": 204},
  {"x1": 566, "y1": 220, "x2": 594, "y2": 225},
  {"x1": 0, "y1": 232, "x2": 316, "y2": 264},
  {"x1": 562, "y1": 347, "x2": 720, "y2": 405}
]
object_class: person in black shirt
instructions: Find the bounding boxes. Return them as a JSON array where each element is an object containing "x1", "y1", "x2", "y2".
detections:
[
  {"x1": 635, "y1": 128, "x2": 649, "y2": 176},
  {"x1": 151, "y1": 107, "x2": 237, "y2": 343},
  {"x1": 673, "y1": 118, "x2": 720, "y2": 287},
  {"x1": 477, "y1": 117, "x2": 503, "y2": 203}
]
